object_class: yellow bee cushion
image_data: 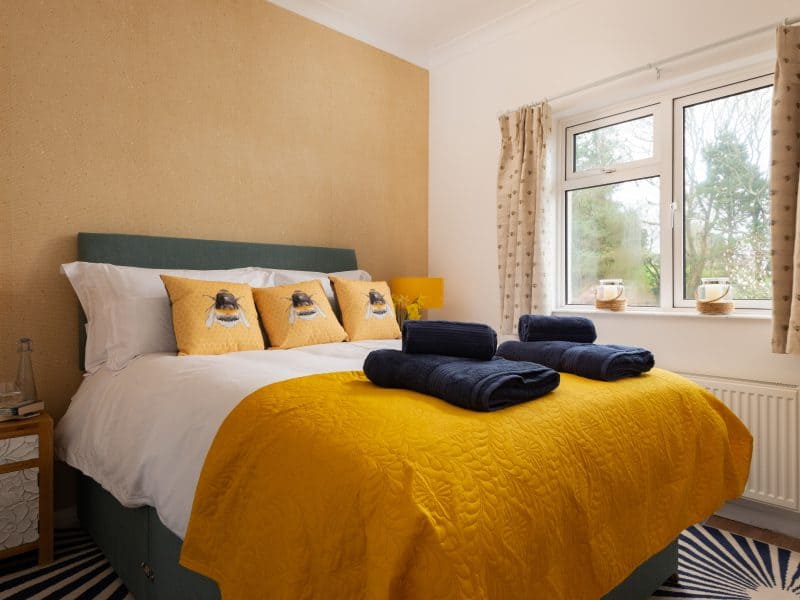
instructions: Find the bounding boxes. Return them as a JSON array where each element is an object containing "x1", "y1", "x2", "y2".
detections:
[
  {"x1": 160, "y1": 276, "x2": 265, "y2": 355},
  {"x1": 253, "y1": 280, "x2": 347, "y2": 349},
  {"x1": 329, "y1": 277, "x2": 400, "y2": 341}
]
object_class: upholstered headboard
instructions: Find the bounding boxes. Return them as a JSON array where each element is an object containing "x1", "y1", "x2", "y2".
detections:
[
  {"x1": 77, "y1": 233, "x2": 357, "y2": 272},
  {"x1": 76, "y1": 232, "x2": 358, "y2": 368}
]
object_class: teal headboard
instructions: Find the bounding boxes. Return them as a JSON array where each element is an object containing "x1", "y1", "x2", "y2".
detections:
[
  {"x1": 75, "y1": 232, "x2": 358, "y2": 369},
  {"x1": 77, "y1": 233, "x2": 357, "y2": 272}
]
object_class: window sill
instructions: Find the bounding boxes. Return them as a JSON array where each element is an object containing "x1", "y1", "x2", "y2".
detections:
[{"x1": 553, "y1": 306, "x2": 771, "y2": 321}]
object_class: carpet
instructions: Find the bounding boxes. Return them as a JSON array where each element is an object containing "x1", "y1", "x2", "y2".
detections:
[
  {"x1": 0, "y1": 529, "x2": 130, "y2": 599},
  {"x1": 652, "y1": 524, "x2": 800, "y2": 599},
  {"x1": 0, "y1": 524, "x2": 796, "y2": 599}
]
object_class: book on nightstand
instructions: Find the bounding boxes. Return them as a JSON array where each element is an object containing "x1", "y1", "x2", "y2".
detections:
[
  {"x1": 0, "y1": 337, "x2": 42, "y2": 421},
  {"x1": 0, "y1": 401, "x2": 45, "y2": 421}
]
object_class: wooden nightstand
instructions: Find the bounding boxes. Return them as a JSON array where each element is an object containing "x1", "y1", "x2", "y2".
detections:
[{"x1": 0, "y1": 413, "x2": 53, "y2": 565}]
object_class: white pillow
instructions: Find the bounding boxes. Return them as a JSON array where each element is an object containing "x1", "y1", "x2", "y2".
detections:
[
  {"x1": 271, "y1": 269, "x2": 371, "y2": 306},
  {"x1": 328, "y1": 269, "x2": 371, "y2": 282},
  {"x1": 61, "y1": 262, "x2": 275, "y2": 372}
]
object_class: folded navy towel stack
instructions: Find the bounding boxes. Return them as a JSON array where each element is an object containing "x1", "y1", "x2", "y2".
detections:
[
  {"x1": 497, "y1": 340, "x2": 577, "y2": 367},
  {"x1": 496, "y1": 340, "x2": 654, "y2": 382},
  {"x1": 518, "y1": 315, "x2": 597, "y2": 343},
  {"x1": 364, "y1": 349, "x2": 560, "y2": 412},
  {"x1": 402, "y1": 320, "x2": 497, "y2": 360}
]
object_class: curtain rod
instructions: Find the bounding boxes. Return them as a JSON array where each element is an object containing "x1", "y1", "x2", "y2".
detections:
[{"x1": 500, "y1": 14, "x2": 800, "y2": 116}]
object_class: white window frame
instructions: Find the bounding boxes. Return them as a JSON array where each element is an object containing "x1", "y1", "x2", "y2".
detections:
[
  {"x1": 566, "y1": 104, "x2": 661, "y2": 182},
  {"x1": 672, "y1": 74, "x2": 774, "y2": 310},
  {"x1": 556, "y1": 65, "x2": 773, "y2": 312},
  {"x1": 561, "y1": 98, "x2": 671, "y2": 308}
]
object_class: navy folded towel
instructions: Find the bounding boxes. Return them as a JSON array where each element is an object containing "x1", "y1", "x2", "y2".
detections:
[
  {"x1": 402, "y1": 320, "x2": 497, "y2": 360},
  {"x1": 517, "y1": 315, "x2": 597, "y2": 343},
  {"x1": 496, "y1": 340, "x2": 654, "y2": 381},
  {"x1": 363, "y1": 349, "x2": 559, "y2": 412}
]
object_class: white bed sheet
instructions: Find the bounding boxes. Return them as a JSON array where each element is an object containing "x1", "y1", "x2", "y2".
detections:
[{"x1": 55, "y1": 339, "x2": 400, "y2": 539}]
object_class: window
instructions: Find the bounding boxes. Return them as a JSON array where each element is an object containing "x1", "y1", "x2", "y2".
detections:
[
  {"x1": 567, "y1": 177, "x2": 660, "y2": 306},
  {"x1": 566, "y1": 105, "x2": 658, "y2": 180},
  {"x1": 563, "y1": 105, "x2": 663, "y2": 307},
  {"x1": 573, "y1": 114, "x2": 655, "y2": 173},
  {"x1": 674, "y1": 82, "x2": 772, "y2": 308},
  {"x1": 560, "y1": 72, "x2": 773, "y2": 310}
]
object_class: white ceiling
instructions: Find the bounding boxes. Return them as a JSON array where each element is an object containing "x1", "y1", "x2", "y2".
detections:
[{"x1": 269, "y1": 0, "x2": 539, "y2": 67}]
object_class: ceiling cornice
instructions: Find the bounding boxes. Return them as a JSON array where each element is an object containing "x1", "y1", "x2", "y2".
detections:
[
  {"x1": 267, "y1": 0, "x2": 430, "y2": 68},
  {"x1": 428, "y1": 0, "x2": 586, "y2": 69},
  {"x1": 267, "y1": 0, "x2": 588, "y2": 70}
]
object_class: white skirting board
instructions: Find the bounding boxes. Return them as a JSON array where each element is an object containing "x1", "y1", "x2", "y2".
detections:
[{"x1": 715, "y1": 497, "x2": 800, "y2": 539}]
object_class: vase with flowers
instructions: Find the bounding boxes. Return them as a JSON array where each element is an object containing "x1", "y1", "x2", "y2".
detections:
[
  {"x1": 392, "y1": 294, "x2": 424, "y2": 328},
  {"x1": 389, "y1": 276, "x2": 444, "y2": 328}
]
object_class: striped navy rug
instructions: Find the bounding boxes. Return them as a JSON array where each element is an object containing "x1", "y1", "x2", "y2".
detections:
[
  {"x1": 0, "y1": 529, "x2": 129, "y2": 599},
  {"x1": 653, "y1": 524, "x2": 800, "y2": 599},
  {"x1": 0, "y1": 525, "x2": 796, "y2": 599}
]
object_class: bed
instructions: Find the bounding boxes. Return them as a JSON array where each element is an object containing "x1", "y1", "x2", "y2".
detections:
[{"x1": 55, "y1": 232, "x2": 749, "y2": 600}]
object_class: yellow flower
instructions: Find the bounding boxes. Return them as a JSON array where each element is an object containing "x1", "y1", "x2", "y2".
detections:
[
  {"x1": 407, "y1": 303, "x2": 421, "y2": 320},
  {"x1": 392, "y1": 294, "x2": 425, "y2": 323}
]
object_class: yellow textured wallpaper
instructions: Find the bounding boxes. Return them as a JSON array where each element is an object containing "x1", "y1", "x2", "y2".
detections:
[{"x1": 0, "y1": 0, "x2": 428, "y2": 440}]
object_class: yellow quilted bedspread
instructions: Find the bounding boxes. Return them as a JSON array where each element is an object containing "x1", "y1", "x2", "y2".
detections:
[{"x1": 180, "y1": 369, "x2": 751, "y2": 599}]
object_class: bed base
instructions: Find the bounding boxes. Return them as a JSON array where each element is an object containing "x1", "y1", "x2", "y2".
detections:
[
  {"x1": 78, "y1": 474, "x2": 677, "y2": 600},
  {"x1": 78, "y1": 475, "x2": 218, "y2": 599}
]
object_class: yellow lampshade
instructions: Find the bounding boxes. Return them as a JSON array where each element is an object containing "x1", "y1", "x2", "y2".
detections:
[{"x1": 389, "y1": 277, "x2": 444, "y2": 309}]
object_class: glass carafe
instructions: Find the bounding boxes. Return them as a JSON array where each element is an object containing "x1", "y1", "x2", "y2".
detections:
[{"x1": 15, "y1": 338, "x2": 37, "y2": 405}]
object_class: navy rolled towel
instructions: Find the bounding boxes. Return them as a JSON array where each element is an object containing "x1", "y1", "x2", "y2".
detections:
[
  {"x1": 402, "y1": 320, "x2": 497, "y2": 360},
  {"x1": 518, "y1": 315, "x2": 597, "y2": 343},
  {"x1": 496, "y1": 340, "x2": 654, "y2": 381},
  {"x1": 363, "y1": 349, "x2": 559, "y2": 412}
]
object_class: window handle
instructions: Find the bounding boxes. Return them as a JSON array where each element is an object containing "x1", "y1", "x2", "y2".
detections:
[
  {"x1": 601, "y1": 167, "x2": 616, "y2": 174},
  {"x1": 670, "y1": 202, "x2": 677, "y2": 228}
]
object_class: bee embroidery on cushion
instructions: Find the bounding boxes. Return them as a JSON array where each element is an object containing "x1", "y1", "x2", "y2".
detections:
[
  {"x1": 287, "y1": 290, "x2": 326, "y2": 324},
  {"x1": 365, "y1": 289, "x2": 392, "y2": 320},
  {"x1": 205, "y1": 290, "x2": 250, "y2": 329}
]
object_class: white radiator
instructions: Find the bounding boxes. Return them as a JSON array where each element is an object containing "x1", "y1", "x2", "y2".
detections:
[{"x1": 680, "y1": 373, "x2": 799, "y2": 512}]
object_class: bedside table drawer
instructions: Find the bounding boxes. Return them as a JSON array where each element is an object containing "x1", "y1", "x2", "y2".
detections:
[
  {"x1": 0, "y1": 435, "x2": 39, "y2": 464},
  {"x1": 0, "y1": 468, "x2": 39, "y2": 550}
]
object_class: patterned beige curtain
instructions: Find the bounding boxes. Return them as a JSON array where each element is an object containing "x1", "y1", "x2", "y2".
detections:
[
  {"x1": 496, "y1": 103, "x2": 554, "y2": 335},
  {"x1": 771, "y1": 25, "x2": 800, "y2": 354}
]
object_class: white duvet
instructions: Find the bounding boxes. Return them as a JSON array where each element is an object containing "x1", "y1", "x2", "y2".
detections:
[{"x1": 55, "y1": 339, "x2": 400, "y2": 539}]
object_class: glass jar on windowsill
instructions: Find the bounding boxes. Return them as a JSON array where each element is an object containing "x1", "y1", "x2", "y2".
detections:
[
  {"x1": 594, "y1": 279, "x2": 627, "y2": 311},
  {"x1": 696, "y1": 277, "x2": 734, "y2": 315}
]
